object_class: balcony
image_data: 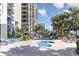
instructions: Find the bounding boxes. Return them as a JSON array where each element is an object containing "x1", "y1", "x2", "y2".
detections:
[
  {"x1": 22, "y1": 15, "x2": 28, "y2": 18},
  {"x1": 21, "y1": 7, "x2": 28, "y2": 10},
  {"x1": 22, "y1": 19, "x2": 28, "y2": 22},
  {"x1": 7, "y1": 14, "x2": 14, "y2": 21},
  {"x1": 7, "y1": 3, "x2": 14, "y2": 7},
  {"x1": 7, "y1": 8, "x2": 14, "y2": 14},
  {"x1": 21, "y1": 11, "x2": 28, "y2": 15},
  {"x1": 22, "y1": 3, "x2": 28, "y2": 6}
]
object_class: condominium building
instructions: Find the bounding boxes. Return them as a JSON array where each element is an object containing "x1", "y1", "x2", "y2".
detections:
[
  {"x1": 0, "y1": 3, "x2": 15, "y2": 41},
  {"x1": 21, "y1": 3, "x2": 37, "y2": 35},
  {"x1": 0, "y1": 3, "x2": 36, "y2": 41},
  {"x1": 0, "y1": 3, "x2": 1, "y2": 37},
  {"x1": 7, "y1": 3, "x2": 15, "y2": 33},
  {"x1": 14, "y1": 3, "x2": 21, "y2": 30},
  {"x1": 0, "y1": 3, "x2": 8, "y2": 41},
  {"x1": 14, "y1": 3, "x2": 37, "y2": 35}
]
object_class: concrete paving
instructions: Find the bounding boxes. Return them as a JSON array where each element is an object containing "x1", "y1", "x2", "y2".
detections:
[{"x1": 0, "y1": 40, "x2": 78, "y2": 56}]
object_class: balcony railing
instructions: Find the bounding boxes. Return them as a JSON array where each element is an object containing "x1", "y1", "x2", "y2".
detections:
[
  {"x1": 22, "y1": 3, "x2": 28, "y2": 6},
  {"x1": 7, "y1": 14, "x2": 14, "y2": 21},
  {"x1": 7, "y1": 3, "x2": 14, "y2": 7}
]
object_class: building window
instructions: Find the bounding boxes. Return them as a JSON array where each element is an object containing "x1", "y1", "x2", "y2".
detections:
[
  {"x1": 7, "y1": 18, "x2": 11, "y2": 20},
  {"x1": 22, "y1": 15, "x2": 28, "y2": 18},
  {"x1": 22, "y1": 11, "x2": 28, "y2": 14},
  {"x1": 22, "y1": 7, "x2": 28, "y2": 10},
  {"x1": 22, "y1": 19, "x2": 28, "y2": 22},
  {"x1": 7, "y1": 9, "x2": 11, "y2": 11},
  {"x1": 22, "y1": 15, "x2": 26, "y2": 18},
  {"x1": 22, "y1": 3, "x2": 28, "y2": 6}
]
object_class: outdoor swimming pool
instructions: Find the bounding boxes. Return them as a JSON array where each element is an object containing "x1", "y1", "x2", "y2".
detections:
[
  {"x1": 0, "y1": 38, "x2": 21, "y2": 45},
  {"x1": 37, "y1": 41, "x2": 54, "y2": 48},
  {"x1": 8, "y1": 38, "x2": 21, "y2": 44}
]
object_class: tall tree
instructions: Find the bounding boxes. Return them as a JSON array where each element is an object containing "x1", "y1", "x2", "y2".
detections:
[
  {"x1": 51, "y1": 7, "x2": 79, "y2": 40},
  {"x1": 68, "y1": 7, "x2": 79, "y2": 37},
  {"x1": 51, "y1": 12, "x2": 71, "y2": 41},
  {"x1": 33, "y1": 24, "x2": 50, "y2": 36}
]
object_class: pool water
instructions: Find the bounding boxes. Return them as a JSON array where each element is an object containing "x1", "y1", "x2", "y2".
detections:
[
  {"x1": 37, "y1": 41, "x2": 54, "y2": 48},
  {"x1": 8, "y1": 38, "x2": 21, "y2": 44}
]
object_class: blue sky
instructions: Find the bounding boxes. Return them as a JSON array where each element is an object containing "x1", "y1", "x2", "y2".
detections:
[{"x1": 37, "y1": 3, "x2": 79, "y2": 31}]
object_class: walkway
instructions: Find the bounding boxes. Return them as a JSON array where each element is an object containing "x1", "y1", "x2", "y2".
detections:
[{"x1": 0, "y1": 40, "x2": 78, "y2": 56}]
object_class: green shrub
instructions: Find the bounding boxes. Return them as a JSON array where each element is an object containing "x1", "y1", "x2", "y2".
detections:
[
  {"x1": 16, "y1": 31, "x2": 21, "y2": 38},
  {"x1": 22, "y1": 35, "x2": 32, "y2": 41},
  {"x1": 8, "y1": 32, "x2": 13, "y2": 38},
  {"x1": 76, "y1": 40, "x2": 79, "y2": 54}
]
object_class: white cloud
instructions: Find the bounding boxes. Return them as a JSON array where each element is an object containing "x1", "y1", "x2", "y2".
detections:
[
  {"x1": 63, "y1": 9, "x2": 71, "y2": 13},
  {"x1": 53, "y1": 3, "x2": 79, "y2": 9},
  {"x1": 45, "y1": 25, "x2": 52, "y2": 31},
  {"x1": 67, "y1": 3, "x2": 79, "y2": 8},
  {"x1": 53, "y1": 3, "x2": 64, "y2": 9},
  {"x1": 38, "y1": 9, "x2": 47, "y2": 17},
  {"x1": 63, "y1": 3, "x2": 79, "y2": 13}
]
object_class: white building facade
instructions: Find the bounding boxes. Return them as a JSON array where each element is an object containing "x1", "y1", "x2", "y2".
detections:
[
  {"x1": 0, "y1": 3, "x2": 7, "y2": 41},
  {"x1": 0, "y1": 3, "x2": 37, "y2": 41},
  {"x1": 14, "y1": 3, "x2": 37, "y2": 35},
  {"x1": 0, "y1": 3, "x2": 15, "y2": 41}
]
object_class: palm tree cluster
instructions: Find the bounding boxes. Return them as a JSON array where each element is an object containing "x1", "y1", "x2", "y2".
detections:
[{"x1": 33, "y1": 24, "x2": 50, "y2": 36}]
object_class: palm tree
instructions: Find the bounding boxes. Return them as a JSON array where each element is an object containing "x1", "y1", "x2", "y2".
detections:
[
  {"x1": 33, "y1": 24, "x2": 43, "y2": 35},
  {"x1": 21, "y1": 23, "x2": 28, "y2": 35},
  {"x1": 33, "y1": 24, "x2": 49, "y2": 37}
]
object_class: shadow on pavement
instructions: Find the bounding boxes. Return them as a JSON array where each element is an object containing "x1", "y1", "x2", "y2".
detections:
[{"x1": 1, "y1": 45, "x2": 78, "y2": 56}]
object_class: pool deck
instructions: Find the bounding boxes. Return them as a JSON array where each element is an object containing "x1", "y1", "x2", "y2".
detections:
[{"x1": 0, "y1": 40, "x2": 78, "y2": 56}]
